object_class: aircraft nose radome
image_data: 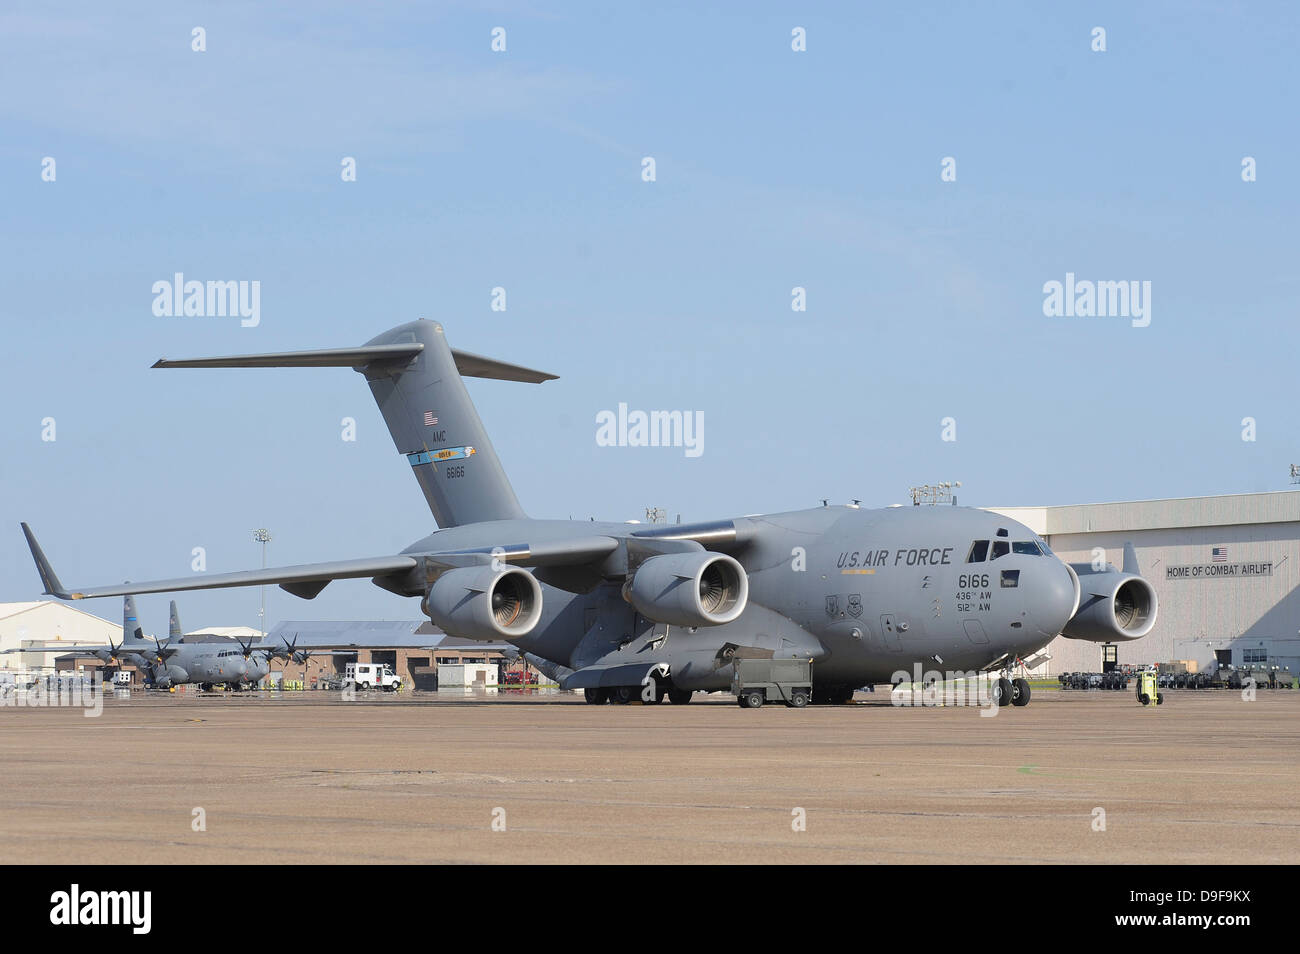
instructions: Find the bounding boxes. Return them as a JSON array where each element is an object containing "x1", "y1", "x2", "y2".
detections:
[{"x1": 1035, "y1": 563, "x2": 1079, "y2": 637}]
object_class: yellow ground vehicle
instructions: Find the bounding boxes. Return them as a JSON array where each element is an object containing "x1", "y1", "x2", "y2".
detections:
[{"x1": 1136, "y1": 669, "x2": 1163, "y2": 706}]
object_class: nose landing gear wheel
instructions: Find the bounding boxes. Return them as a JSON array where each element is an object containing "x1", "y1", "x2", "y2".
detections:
[
  {"x1": 992, "y1": 677, "x2": 1013, "y2": 707},
  {"x1": 667, "y1": 689, "x2": 694, "y2": 705},
  {"x1": 1011, "y1": 677, "x2": 1031, "y2": 707}
]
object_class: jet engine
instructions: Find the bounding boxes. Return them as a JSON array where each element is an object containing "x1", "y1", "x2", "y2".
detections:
[
  {"x1": 1061, "y1": 570, "x2": 1157, "y2": 642},
  {"x1": 421, "y1": 566, "x2": 543, "y2": 641},
  {"x1": 623, "y1": 551, "x2": 748, "y2": 627}
]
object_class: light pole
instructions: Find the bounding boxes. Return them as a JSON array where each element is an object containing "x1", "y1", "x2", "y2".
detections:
[{"x1": 251, "y1": 528, "x2": 271, "y2": 640}]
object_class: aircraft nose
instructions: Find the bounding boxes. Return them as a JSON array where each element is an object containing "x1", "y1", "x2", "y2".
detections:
[{"x1": 1031, "y1": 560, "x2": 1080, "y2": 637}]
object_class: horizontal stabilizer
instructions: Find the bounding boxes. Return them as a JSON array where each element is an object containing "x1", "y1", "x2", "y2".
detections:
[
  {"x1": 152, "y1": 344, "x2": 556, "y2": 383},
  {"x1": 153, "y1": 344, "x2": 423, "y2": 369},
  {"x1": 449, "y1": 349, "x2": 557, "y2": 383}
]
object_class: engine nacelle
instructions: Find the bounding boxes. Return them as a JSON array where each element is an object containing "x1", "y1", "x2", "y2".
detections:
[
  {"x1": 1061, "y1": 570, "x2": 1157, "y2": 642},
  {"x1": 421, "y1": 566, "x2": 543, "y2": 641},
  {"x1": 623, "y1": 551, "x2": 748, "y2": 627}
]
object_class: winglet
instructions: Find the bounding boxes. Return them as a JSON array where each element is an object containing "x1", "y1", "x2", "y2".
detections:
[
  {"x1": 21, "y1": 523, "x2": 72, "y2": 599},
  {"x1": 1122, "y1": 542, "x2": 1140, "y2": 575}
]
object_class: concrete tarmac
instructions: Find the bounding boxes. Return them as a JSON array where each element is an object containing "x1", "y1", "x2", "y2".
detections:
[{"x1": 1, "y1": 688, "x2": 1296, "y2": 864}]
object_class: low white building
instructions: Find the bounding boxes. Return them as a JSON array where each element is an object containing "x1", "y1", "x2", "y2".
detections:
[
  {"x1": 437, "y1": 663, "x2": 498, "y2": 688},
  {"x1": 0, "y1": 601, "x2": 122, "y2": 671}
]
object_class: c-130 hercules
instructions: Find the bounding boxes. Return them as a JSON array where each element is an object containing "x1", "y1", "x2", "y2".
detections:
[{"x1": 21, "y1": 319, "x2": 1157, "y2": 707}]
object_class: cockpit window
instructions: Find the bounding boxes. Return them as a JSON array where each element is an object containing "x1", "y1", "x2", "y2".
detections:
[
  {"x1": 966, "y1": 540, "x2": 989, "y2": 563},
  {"x1": 990, "y1": 540, "x2": 1010, "y2": 559},
  {"x1": 995, "y1": 528, "x2": 1009, "y2": 537},
  {"x1": 1012, "y1": 541, "x2": 1041, "y2": 556}
]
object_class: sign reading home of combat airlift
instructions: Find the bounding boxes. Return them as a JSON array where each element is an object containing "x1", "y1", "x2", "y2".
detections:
[{"x1": 1165, "y1": 561, "x2": 1273, "y2": 580}]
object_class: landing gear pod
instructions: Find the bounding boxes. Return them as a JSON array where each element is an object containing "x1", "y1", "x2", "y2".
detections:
[
  {"x1": 623, "y1": 552, "x2": 749, "y2": 627},
  {"x1": 422, "y1": 566, "x2": 542, "y2": 640}
]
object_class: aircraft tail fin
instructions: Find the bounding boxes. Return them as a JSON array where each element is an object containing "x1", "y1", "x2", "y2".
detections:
[
  {"x1": 169, "y1": 600, "x2": 182, "y2": 638},
  {"x1": 124, "y1": 596, "x2": 145, "y2": 642},
  {"x1": 154, "y1": 320, "x2": 556, "y2": 528}
]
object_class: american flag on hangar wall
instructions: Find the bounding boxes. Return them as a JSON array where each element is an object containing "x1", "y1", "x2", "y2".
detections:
[
  {"x1": 423, "y1": 411, "x2": 438, "y2": 426},
  {"x1": 1212, "y1": 546, "x2": 1228, "y2": 562}
]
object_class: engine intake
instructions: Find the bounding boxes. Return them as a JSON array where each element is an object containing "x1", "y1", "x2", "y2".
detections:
[
  {"x1": 1061, "y1": 571, "x2": 1157, "y2": 642},
  {"x1": 623, "y1": 551, "x2": 748, "y2": 627},
  {"x1": 421, "y1": 566, "x2": 542, "y2": 641}
]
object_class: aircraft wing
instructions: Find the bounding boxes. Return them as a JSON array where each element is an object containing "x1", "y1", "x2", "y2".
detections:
[
  {"x1": 22, "y1": 522, "x2": 419, "y2": 601},
  {"x1": 1, "y1": 645, "x2": 111, "y2": 655},
  {"x1": 21, "y1": 523, "x2": 620, "y2": 602}
]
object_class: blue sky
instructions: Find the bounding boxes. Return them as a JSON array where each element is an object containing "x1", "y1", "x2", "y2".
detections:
[{"x1": 2, "y1": 1, "x2": 1297, "y2": 632}]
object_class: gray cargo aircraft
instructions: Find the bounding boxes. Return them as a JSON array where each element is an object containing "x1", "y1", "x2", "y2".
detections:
[
  {"x1": 6, "y1": 592, "x2": 257, "y2": 690},
  {"x1": 20, "y1": 319, "x2": 1157, "y2": 706}
]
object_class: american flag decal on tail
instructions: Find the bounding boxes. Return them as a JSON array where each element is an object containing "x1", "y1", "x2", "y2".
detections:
[{"x1": 423, "y1": 411, "x2": 438, "y2": 426}]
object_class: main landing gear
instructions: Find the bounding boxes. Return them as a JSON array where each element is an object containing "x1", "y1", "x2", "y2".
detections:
[
  {"x1": 815, "y1": 686, "x2": 855, "y2": 706},
  {"x1": 990, "y1": 675, "x2": 1032, "y2": 708},
  {"x1": 583, "y1": 686, "x2": 695, "y2": 705}
]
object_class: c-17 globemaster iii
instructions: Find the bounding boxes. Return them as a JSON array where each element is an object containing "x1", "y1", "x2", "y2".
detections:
[{"x1": 20, "y1": 319, "x2": 1157, "y2": 707}]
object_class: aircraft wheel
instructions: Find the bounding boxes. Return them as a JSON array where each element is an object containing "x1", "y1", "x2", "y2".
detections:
[
  {"x1": 667, "y1": 689, "x2": 693, "y2": 705},
  {"x1": 740, "y1": 690, "x2": 764, "y2": 709},
  {"x1": 788, "y1": 690, "x2": 810, "y2": 709},
  {"x1": 583, "y1": 687, "x2": 608, "y2": 705},
  {"x1": 610, "y1": 685, "x2": 637, "y2": 704},
  {"x1": 993, "y1": 678, "x2": 1013, "y2": 707},
  {"x1": 1012, "y1": 677, "x2": 1031, "y2": 707}
]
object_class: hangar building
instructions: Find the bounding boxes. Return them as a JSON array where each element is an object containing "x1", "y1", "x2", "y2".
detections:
[
  {"x1": 989, "y1": 491, "x2": 1300, "y2": 676},
  {"x1": 0, "y1": 601, "x2": 124, "y2": 670}
]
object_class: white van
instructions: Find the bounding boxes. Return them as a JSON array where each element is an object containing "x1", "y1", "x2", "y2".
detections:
[{"x1": 345, "y1": 662, "x2": 403, "y2": 692}]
